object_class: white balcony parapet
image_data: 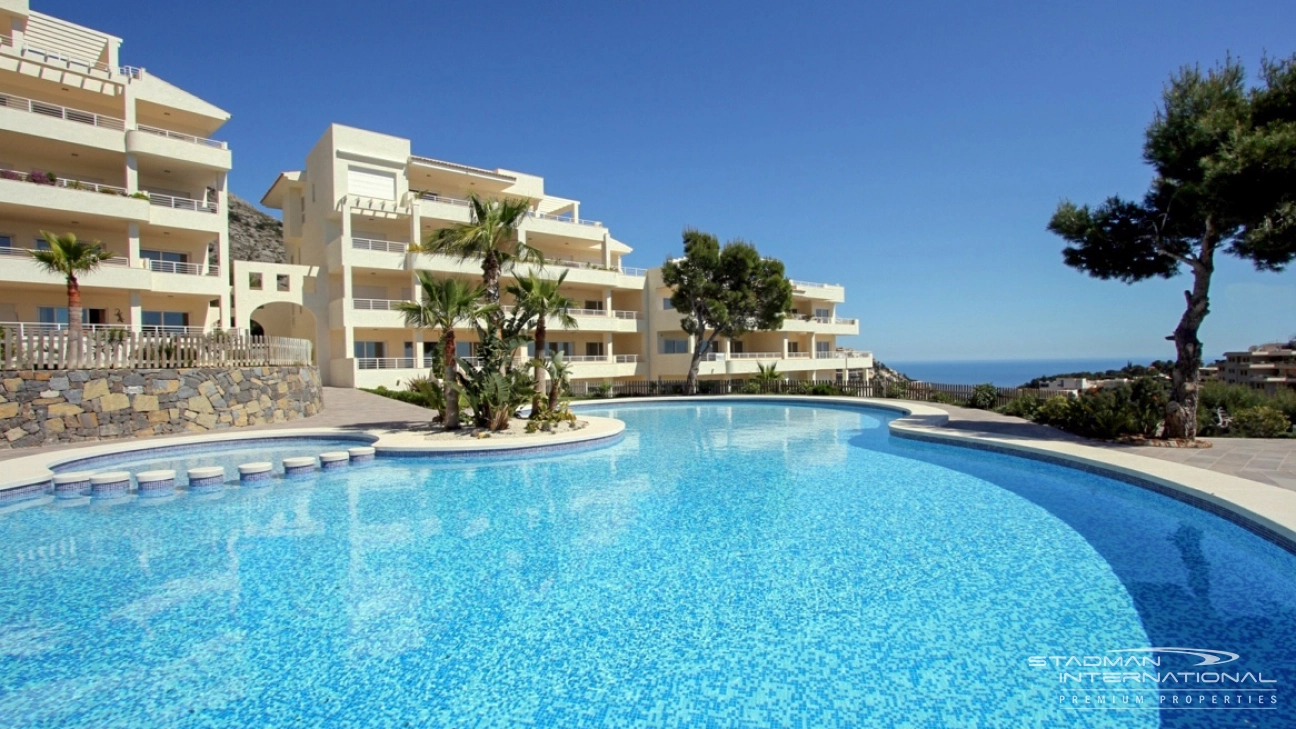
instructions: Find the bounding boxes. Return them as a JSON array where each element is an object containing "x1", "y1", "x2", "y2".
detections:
[
  {"x1": 525, "y1": 209, "x2": 603, "y2": 228},
  {"x1": 352, "y1": 237, "x2": 410, "y2": 254},
  {"x1": 815, "y1": 350, "x2": 872, "y2": 359},
  {"x1": 148, "y1": 192, "x2": 218, "y2": 213},
  {"x1": 3, "y1": 38, "x2": 115, "y2": 77},
  {"x1": 613, "y1": 310, "x2": 640, "y2": 319},
  {"x1": 809, "y1": 316, "x2": 858, "y2": 325},
  {"x1": 415, "y1": 191, "x2": 472, "y2": 207},
  {"x1": 615, "y1": 354, "x2": 639, "y2": 363},
  {"x1": 0, "y1": 168, "x2": 130, "y2": 196},
  {"x1": 545, "y1": 258, "x2": 645, "y2": 277},
  {"x1": 136, "y1": 124, "x2": 227, "y2": 150},
  {"x1": 144, "y1": 259, "x2": 219, "y2": 276},
  {"x1": 790, "y1": 279, "x2": 842, "y2": 289},
  {"x1": 352, "y1": 298, "x2": 409, "y2": 311},
  {"x1": 786, "y1": 352, "x2": 811, "y2": 359},
  {"x1": 0, "y1": 91, "x2": 126, "y2": 130}
]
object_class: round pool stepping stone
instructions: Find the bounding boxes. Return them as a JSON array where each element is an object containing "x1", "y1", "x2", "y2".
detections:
[
  {"x1": 319, "y1": 451, "x2": 350, "y2": 470},
  {"x1": 53, "y1": 471, "x2": 93, "y2": 499},
  {"x1": 283, "y1": 456, "x2": 316, "y2": 477},
  {"x1": 347, "y1": 446, "x2": 376, "y2": 462},
  {"x1": 187, "y1": 466, "x2": 226, "y2": 490},
  {"x1": 90, "y1": 471, "x2": 131, "y2": 498},
  {"x1": 136, "y1": 469, "x2": 177, "y2": 497},
  {"x1": 238, "y1": 462, "x2": 274, "y2": 485}
]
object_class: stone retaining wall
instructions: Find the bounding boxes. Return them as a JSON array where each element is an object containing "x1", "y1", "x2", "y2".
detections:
[{"x1": 0, "y1": 366, "x2": 322, "y2": 449}]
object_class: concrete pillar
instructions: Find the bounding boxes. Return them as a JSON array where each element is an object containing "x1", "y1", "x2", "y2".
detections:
[
  {"x1": 601, "y1": 234, "x2": 612, "y2": 268},
  {"x1": 603, "y1": 333, "x2": 613, "y2": 361},
  {"x1": 781, "y1": 333, "x2": 789, "y2": 358},
  {"x1": 124, "y1": 153, "x2": 138, "y2": 194},
  {"x1": 128, "y1": 291, "x2": 142, "y2": 333},
  {"x1": 126, "y1": 222, "x2": 140, "y2": 266},
  {"x1": 413, "y1": 328, "x2": 424, "y2": 366},
  {"x1": 602, "y1": 287, "x2": 612, "y2": 317}
]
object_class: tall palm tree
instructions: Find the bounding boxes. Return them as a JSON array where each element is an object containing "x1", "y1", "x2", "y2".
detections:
[
  {"x1": 417, "y1": 195, "x2": 541, "y2": 305},
  {"x1": 396, "y1": 273, "x2": 492, "y2": 430},
  {"x1": 29, "y1": 232, "x2": 111, "y2": 347},
  {"x1": 507, "y1": 270, "x2": 578, "y2": 415}
]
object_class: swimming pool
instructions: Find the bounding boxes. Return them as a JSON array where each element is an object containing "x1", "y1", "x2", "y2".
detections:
[{"x1": 1, "y1": 402, "x2": 1292, "y2": 728}]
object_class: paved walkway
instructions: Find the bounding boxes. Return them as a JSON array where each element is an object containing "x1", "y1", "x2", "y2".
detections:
[
  {"x1": 4, "y1": 391, "x2": 1294, "y2": 493},
  {"x1": 926, "y1": 403, "x2": 1296, "y2": 492}
]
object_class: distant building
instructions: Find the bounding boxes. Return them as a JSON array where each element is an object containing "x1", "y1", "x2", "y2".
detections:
[
  {"x1": 1220, "y1": 341, "x2": 1296, "y2": 394},
  {"x1": 1040, "y1": 377, "x2": 1131, "y2": 395}
]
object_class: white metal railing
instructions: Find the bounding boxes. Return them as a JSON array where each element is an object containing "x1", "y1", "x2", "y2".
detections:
[
  {"x1": 525, "y1": 209, "x2": 603, "y2": 228},
  {"x1": 356, "y1": 357, "x2": 421, "y2": 370},
  {"x1": 613, "y1": 310, "x2": 640, "y2": 319},
  {"x1": 352, "y1": 299, "x2": 409, "y2": 311},
  {"x1": 120, "y1": 66, "x2": 144, "y2": 79},
  {"x1": 726, "y1": 351, "x2": 785, "y2": 359},
  {"x1": 809, "y1": 316, "x2": 859, "y2": 325},
  {"x1": 568, "y1": 308, "x2": 607, "y2": 317},
  {"x1": 147, "y1": 193, "x2": 218, "y2": 213},
  {"x1": 103, "y1": 256, "x2": 132, "y2": 267},
  {"x1": 615, "y1": 354, "x2": 639, "y2": 363},
  {"x1": 618, "y1": 266, "x2": 647, "y2": 276},
  {"x1": 0, "y1": 91, "x2": 125, "y2": 130},
  {"x1": 136, "y1": 124, "x2": 227, "y2": 150},
  {"x1": 563, "y1": 355, "x2": 609, "y2": 363},
  {"x1": 790, "y1": 279, "x2": 842, "y2": 289},
  {"x1": 0, "y1": 246, "x2": 31, "y2": 258},
  {"x1": 416, "y1": 192, "x2": 472, "y2": 207},
  {"x1": 144, "y1": 259, "x2": 218, "y2": 276},
  {"x1": 786, "y1": 352, "x2": 811, "y2": 359},
  {"x1": 352, "y1": 237, "x2": 410, "y2": 253},
  {"x1": 10, "y1": 41, "x2": 114, "y2": 76}
]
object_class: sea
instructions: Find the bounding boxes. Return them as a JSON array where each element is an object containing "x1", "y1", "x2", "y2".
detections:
[{"x1": 885, "y1": 358, "x2": 1168, "y2": 388}]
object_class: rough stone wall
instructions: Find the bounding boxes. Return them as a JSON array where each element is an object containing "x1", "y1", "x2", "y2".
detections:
[{"x1": 0, "y1": 366, "x2": 322, "y2": 449}]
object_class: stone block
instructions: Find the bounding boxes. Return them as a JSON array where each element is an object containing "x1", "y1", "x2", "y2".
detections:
[
  {"x1": 79, "y1": 412, "x2": 98, "y2": 429},
  {"x1": 187, "y1": 395, "x2": 214, "y2": 413},
  {"x1": 65, "y1": 390, "x2": 82, "y2": 405},
  {"x1": 123, "y1": 373, "x2": 146, "y2": 387},
  {"x1": 82, "y1": 379, "x2": 110, "y2": 400},
  {"x1": 196, "y1": 412, "x2": 217, "y2": 429},
  {"x1": 100, "y1": 393, "x2": 130, "y2": 412},
  {"x1": 147, "y1": 410, "x2": 170, "y2": 423},
  {"x1": 44, "y1": 418, "x2": 64, "y2": 433},
  {"x1": 49, "y1": 377, "x2": 69, "y2": 391},
  {"x1": 132, "y1": 394, "x2": 159, "y2": 412},
  {"x1": 0, "y1": 402, "x2": 17, "y2": 419},
  {"x1": 67, "y1": 370, "x2": 88, "y2": 382},
  {"x1": 47, "y1": 403, "x2": 83, "y2": 418},
  {"x1": 32, "y1": 397, "x2": 63, "y2": 406},
  {"x1": 5, "y1": 427, "x2": 27, "y2": 441}
]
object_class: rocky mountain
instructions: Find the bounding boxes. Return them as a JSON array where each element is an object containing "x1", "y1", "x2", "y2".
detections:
[{"x1": 228, "y1": 193, "x2": 285, "y2": 263}]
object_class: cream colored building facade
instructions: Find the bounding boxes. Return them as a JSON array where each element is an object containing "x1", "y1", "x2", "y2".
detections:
[
  {"x1": 1219, "y1": 342, "x2": 1296, "y2": 394},
  {"x1": 0, "y1": 2, "x2": 232, "y2": 336},
  {"x1": 243, "y1": 124, "x2": 868, "y2": 391}
]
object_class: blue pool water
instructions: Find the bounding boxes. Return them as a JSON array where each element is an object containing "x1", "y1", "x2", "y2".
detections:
[{"x1": 1, "y1": 402, "x2": 1293, "y2": 728}]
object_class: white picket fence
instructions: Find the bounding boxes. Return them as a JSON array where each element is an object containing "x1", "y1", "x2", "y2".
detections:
[{"x1": 0, "y1": 328, "x2": 312, "y2": 370}]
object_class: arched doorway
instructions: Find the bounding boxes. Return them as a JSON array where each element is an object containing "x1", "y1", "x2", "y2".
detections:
[{"x1": 249, "y1": 302, "x2": 317, "y2": 361}]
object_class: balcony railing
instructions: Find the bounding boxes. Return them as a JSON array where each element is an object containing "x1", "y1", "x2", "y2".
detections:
[
  {"x1": 525, "y1": 209, "x2": 603, "y2": 228},
  {"x1": 790, "y1": 279, "x2": 842, "y2": 289},
  {"x1": 0, "y1": 246, "x2": 130, "y2": 266},
  {"x1": 352, "y1": 237, "x2": 410, "y2": 254},
  {"x1": 613, "y1": 310, "x2": 640, "y2": 319},
  {"x1": 136, "y1": 124, "x2": 227, "y2": 150},
  {"x1": 614, "y1": 354, "x2": 639, "y2": 363},
  {"x1": 0, "y1": 168, "x2": 130, "y2": 196},
  {"x1": 808, "y1": 316, "x2": 858, "y2": 325},
  {"x1": 148, "y1": 193, "x2": 218, "y2": 213},
  {"x1": 352, "y1": 299, "x2": 409, "y2": 311},
  {"x1": 356, "y1": 357, "x2": 423, "y2": 370},
  {"x1": 0, "y1": 91, "x2": 125, "y2": 130},
  {"x1": 145, "y1": 259, "x2": 219, "y2": 276},
  {"x1": 0, "y1": 322, "x2": 208, "y2": 337}
]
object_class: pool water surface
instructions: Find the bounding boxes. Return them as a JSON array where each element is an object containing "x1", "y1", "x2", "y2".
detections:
[{"x1": 0, "y1": 402, "x2": 1292, "y2": 728}]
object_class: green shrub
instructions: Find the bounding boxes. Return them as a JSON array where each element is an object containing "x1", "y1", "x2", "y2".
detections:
[
  {"x1": 997, "y1": 394, "x2": 1042, "y2": 419},
  {"x1": 363, "y1": 386, "x2": 429, "y2": 408},
  {"x1": 805, "y1": 383, "x2": 837, "y2": 396},
  {"x1": 740, "y1": 381, "x2": 762, "y2": 394},
  {"x1": 1232, "y1": 406, "x2": 1292, "y2": 438},
  {"x1": 883, "y1": 381, "x2": 909, "y2": 399},
  {"x1": 968, "y1": 383, "x2": 999, "y2": 410},
  {"x1": 1035, "y1": 395, "x2": 1076, "y2": 429},
  {"x1": 928, "y1": 391, "x2": 966, "y2": 406}
]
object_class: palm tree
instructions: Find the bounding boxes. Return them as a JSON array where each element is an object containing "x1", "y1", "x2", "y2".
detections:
[
  {"x1": 507, "y1": 270, "x2": 578, "y2": 415},
  {"x1": 544, "y1": 351, "x2": 571, "y2": 412},
  {"x1": 29, "y1": 232, "x2": 112, "y2": 354},
  {"x1": 754, "y1": 362, "x2": 781, "y2": 389},
  {"x1": 417, "y1": 195, "x2": 541, "y2": 305},
  {"x1": 396, "y1": 273, "x2": 492, "y2": 430}
]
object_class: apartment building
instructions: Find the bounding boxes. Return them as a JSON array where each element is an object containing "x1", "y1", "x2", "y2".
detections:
[
  {"x1": 1219, "y1": 342, "x2": 1296, "y2": 394},
  {"x1": 0, "y1": 2, "x2": 231, "y2": 336},
  {"x1": 241, "y1": 124, "x2": 868, "y2": 390}
]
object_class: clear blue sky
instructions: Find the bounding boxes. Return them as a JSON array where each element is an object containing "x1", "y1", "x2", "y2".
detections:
[{"x1": 66, "y1": 0, "x2": 1295, "y2": 362}]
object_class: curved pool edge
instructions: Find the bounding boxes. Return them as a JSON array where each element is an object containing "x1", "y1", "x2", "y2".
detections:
[
  {"x1": 0, "y1": 416, "x2": 626, "y2": 499},
  {"x1": 571, "y1": 395, "x2": 1296, "y2": 554}
]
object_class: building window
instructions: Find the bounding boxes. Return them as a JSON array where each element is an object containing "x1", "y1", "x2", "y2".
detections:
[
  {"x1": 39, "y1": 307, "x2": 106, "y2": 325},
  {"x1": 142, "y1": 310, "x2": 189, "y2": 333},
  {"x1": 814, "y1": 308, "x2": 830, "y2": 319},
  {"x1": 662, "y1": 297, "x2": 674, "y2": 310},
  {"x1": 354, "y1": 341, "x2": 385, "y2": 359},
  {"x1": 0, "y1": 235, "x2": 11, "y2": 248},
  {"x1": 585, "y1": 342, "x2": 604, "y2": 357},
  {"x1": 661, "y1": 338, "x2": 688, "y2": 355},
  {"x1": 141, "y1": 249, "x2": 189, "y2": 273}
]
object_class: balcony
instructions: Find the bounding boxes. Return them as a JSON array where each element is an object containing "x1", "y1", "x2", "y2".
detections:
[
  {"x1": 0, "y1": 90, "x2": 128, "y2": 152},
  {"x1": 789, "y1": 279, "x2": 847, "y2": 303},
  {"x1": 144, "y1": 259, "x2": 219, "y2": 276},
  {"x1": 0, "y1": 322, "x2": 209, "y2": 337},
  {"x1": 0, "y1": 169, "x2": 147, "y2": 220},
  {"x1": 147, "y1": 192, "x2": 223, "y2": 232},
  {"x1": 127, "y1": 126, "x2": 231, "y2": 170},
  {"x1": 349, "y1": 237, "x2": 410, "y2": 269},
  {"x1": 780, "y1": 315, "x2": 859, "y2": 335}
]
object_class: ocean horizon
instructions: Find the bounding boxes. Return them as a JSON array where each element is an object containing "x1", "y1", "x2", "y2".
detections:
[{"x1": 885, "y1": 357, "x2": 1175, "y2": 388}]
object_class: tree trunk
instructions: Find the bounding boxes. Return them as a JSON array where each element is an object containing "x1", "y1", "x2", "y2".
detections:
[
  {"x1": 67, "y1": 274, "x2": 82, "y2": 366},
  {"x1": 684, "y1": 332, "x2": 717, "y2": 395},
  {"x1": 444, "y1": 330, "x2": 460, "y2": 430},
  {"x1": 482, "y1": 252, "x2": 501, "y2": 305},
  {"x1": 532, "y1": 318, "x2": 547, "y2": 416},
  {"x1": 1164, "y1": 232, "x2": 1215, "y2": 440}
]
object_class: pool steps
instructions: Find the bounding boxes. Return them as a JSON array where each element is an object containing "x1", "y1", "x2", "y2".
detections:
[{"x1": 20, "y1": 446, "x2": 371, "y2": 504}]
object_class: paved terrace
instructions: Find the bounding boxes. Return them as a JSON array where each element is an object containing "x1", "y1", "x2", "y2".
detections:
[{"x1": 2, "y1": 391, "x2": 1294, "y2": 493}]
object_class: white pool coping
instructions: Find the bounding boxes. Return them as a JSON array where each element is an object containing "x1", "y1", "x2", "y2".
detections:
[{"x1": 0, "y1": 417, "x2": 625, "y2": 493}]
